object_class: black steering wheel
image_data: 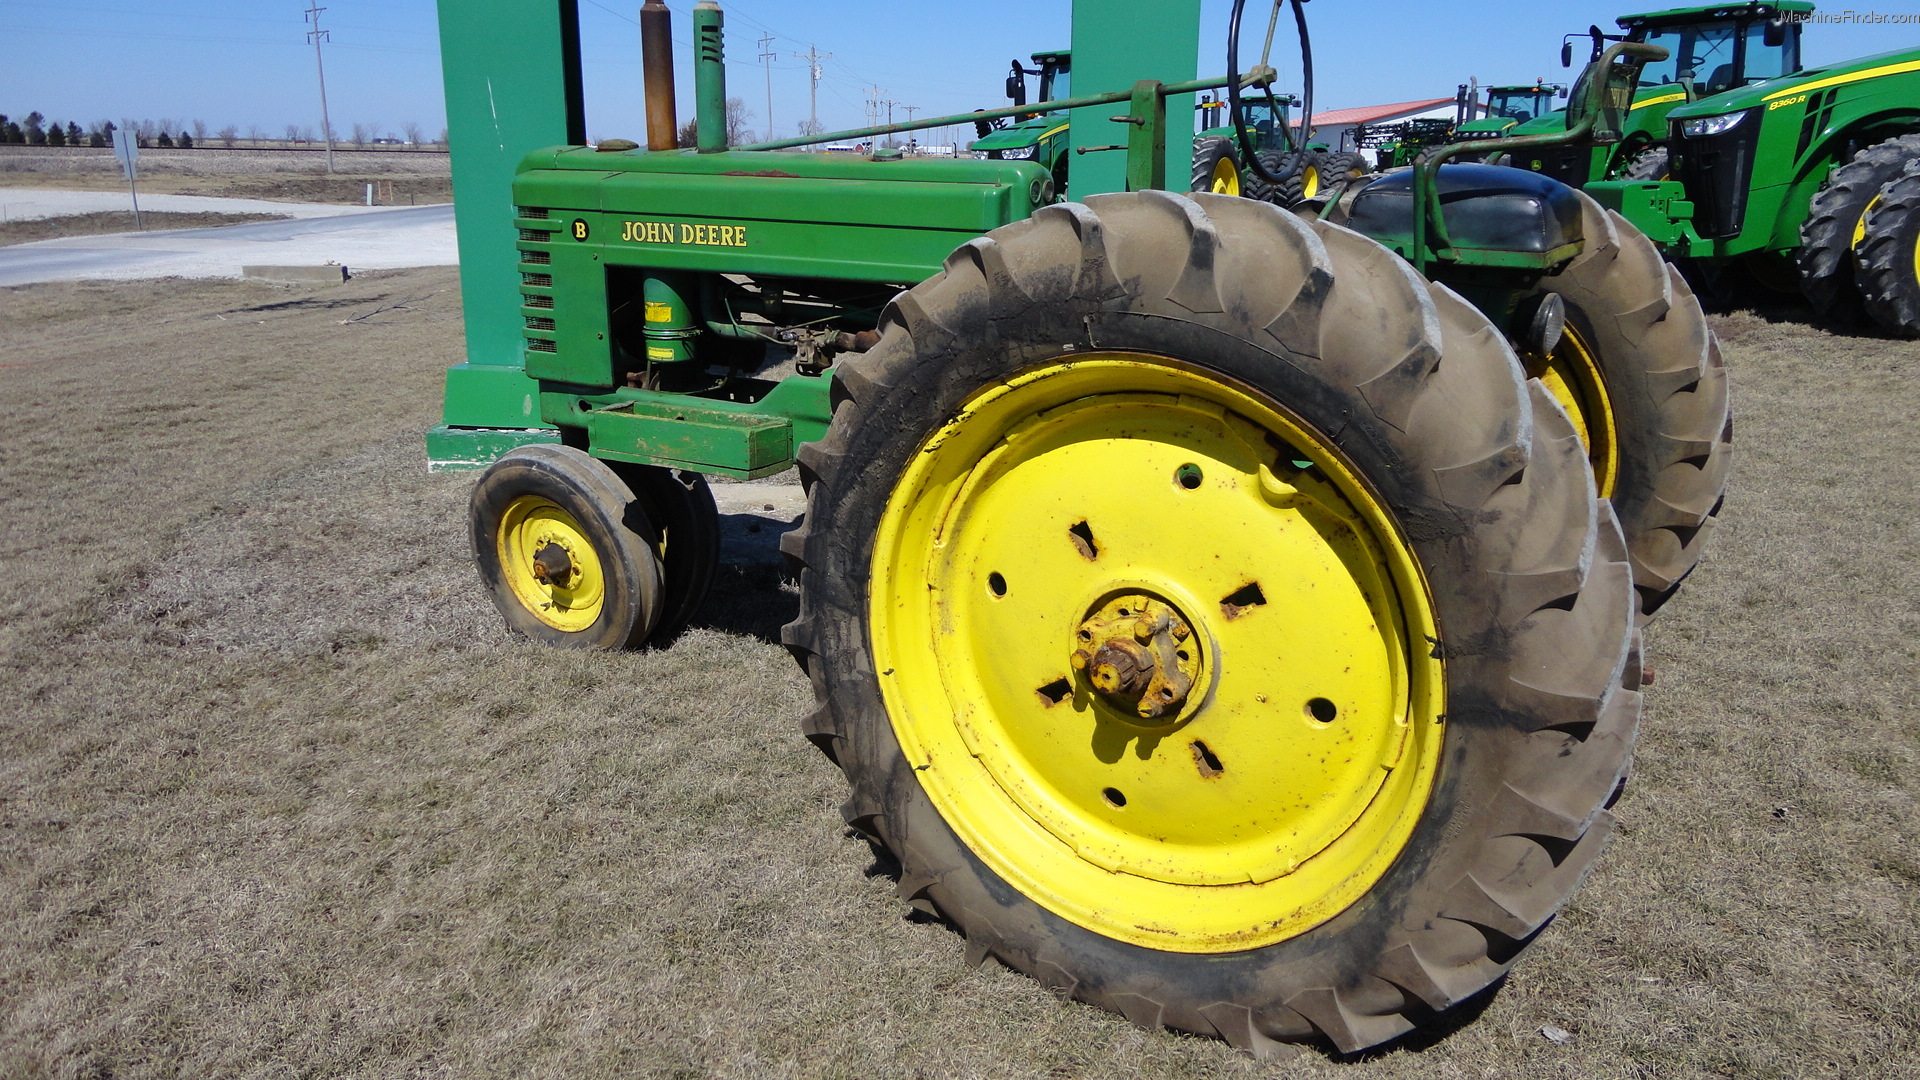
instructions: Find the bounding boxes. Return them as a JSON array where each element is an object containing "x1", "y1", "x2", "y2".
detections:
[{"x1": 1228, "y1": 0, "x2": 1313, "y2": 186}]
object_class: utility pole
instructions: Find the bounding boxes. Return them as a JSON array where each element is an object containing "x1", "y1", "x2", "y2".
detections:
[
  {"x1": 792, "y1": 44, "x2": 831, "y2": 133},
  {"x1": 902, "y1": 105, "x2": 920, "y2": 153},
  {"x1": 757, "y1": 34, "x2": 776, "y2": 141},
  {"x1": 304, "y1": 1, "x2": 336, "y2": 173}
]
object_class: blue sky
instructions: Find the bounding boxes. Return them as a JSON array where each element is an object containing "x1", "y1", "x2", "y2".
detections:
[{"x1": 2, "y1": 1, "x2": 1916, "y2": 144}]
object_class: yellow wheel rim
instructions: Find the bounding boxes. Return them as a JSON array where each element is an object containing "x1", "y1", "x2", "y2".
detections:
[
  {"x1": 1527, "y1": 322, "x2": 1618, "y2": 499},
  {"x1": 869, "y1": 355, "x2": 1445, "y2": 951},
  {"x1": 1301, "y1": 164, "x2": 1321, "y2": 200},
  {"x1": 497, "y1": 495, "x2": 608, "y2": 632},
  {"x1": 1209, "y1": 155, "x2": 1240, "y2": 196},
  {"x1": 1853, "y1": 191, "x2": 1883, "y2": 249}
]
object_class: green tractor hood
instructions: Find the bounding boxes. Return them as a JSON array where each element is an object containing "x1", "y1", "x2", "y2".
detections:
[{"x1": 1664, "y1": 44, "x2": 1920, "y2": 120}]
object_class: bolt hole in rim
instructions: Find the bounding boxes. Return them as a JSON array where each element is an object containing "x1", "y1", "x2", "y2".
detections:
[
  {"x1": 988, "y1": 571, "x2": 1008, "y2": 597},
  {"x1": 869, "y1": 354, "x2": 1444, "y2": 950}
]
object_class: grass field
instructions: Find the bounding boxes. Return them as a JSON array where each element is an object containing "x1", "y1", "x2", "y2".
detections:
[{"x1": 1, "y1": 267, "x2": 1916, "y2": 1079}]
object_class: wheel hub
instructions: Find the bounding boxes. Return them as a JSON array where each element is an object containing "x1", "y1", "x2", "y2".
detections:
[
  {"x1": 1070, "y1": 594, "x2": 1201, "y2": 722},
  {"x1": 530, "y1": 540, "x2": 574, "y2": 585}
]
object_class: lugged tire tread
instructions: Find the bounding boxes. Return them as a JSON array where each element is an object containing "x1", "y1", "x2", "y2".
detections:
[{"x1": 781, "y1": 191, "x2": 1646, "y2": 1056}]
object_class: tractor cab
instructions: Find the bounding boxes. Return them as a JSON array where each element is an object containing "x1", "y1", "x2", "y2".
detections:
[
  {"x1": 1524, "y1": 1, "x2": 1810, "y2": 185},
  {"x1": 970, "y1": 50, "x2": 1073, "y2": 178},
  {"x1": 1456, "y1": 82, "x2": 1567, "y2": 138}
]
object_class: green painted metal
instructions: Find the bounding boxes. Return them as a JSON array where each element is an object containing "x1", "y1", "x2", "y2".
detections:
[
  {"x1": 435, "y1": 0, "x2": 583, "y2": 372},
  {"x1": 425, "y1": 425, "x2": 561, "y2": 471},
  {"x1": 694, "y1": 2, "x2": 726, "y2": 153},
  {"x1": 544, "y1": 376, "x2": 832, "y2": 480},
  {"x1": 442, "y1": 362, "x2": 547, "y2": 427},
  {"x1": 1584, "y1": 178, "x2": 1695, "y2": 244},
  {"x1": 1125, "y1": 81, "x2": 1170, "y2": 192},
  {"x1": 1069, "y1": 0, "x2": 1198, "y2": 197}
]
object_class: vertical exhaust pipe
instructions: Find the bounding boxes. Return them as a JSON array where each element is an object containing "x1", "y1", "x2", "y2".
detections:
[
  {"x1": 694, "y1": 1, "x2": 727, "y2": 152},
  {"x1": 641, "y1": 0, "x2": 678, "y2": 150}
]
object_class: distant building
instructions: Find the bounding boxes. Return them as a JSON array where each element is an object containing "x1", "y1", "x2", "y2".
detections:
[{"x1": 1294, "y1": 98, "x2": 1458, "y2": 157}]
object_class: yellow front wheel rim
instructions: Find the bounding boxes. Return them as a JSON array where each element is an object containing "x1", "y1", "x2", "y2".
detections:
[
  {"x1": 497, "y1": 495, "x2": 608, "y2": 632},
  {"x1": 869, "y1": 355, "x2": 1444, "y2": 952},
  {"x1": 1301, "y1": 164, "x2": 1321, "y2": 200},
  {"x1": 1210, "y1": 155, "x2": 1240, "y2": 196},
  {"x1": 1528, "y1": 323, "x2": 1619, "y2": 499}
]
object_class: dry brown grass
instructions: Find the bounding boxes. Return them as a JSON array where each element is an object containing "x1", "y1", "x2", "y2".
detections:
[
  {"x1": 0, "y1": 271, "x2": 1915, "y2": 1079},
  {"x1": 0, "y1": 211, "x2": 288, "y2": 248}
]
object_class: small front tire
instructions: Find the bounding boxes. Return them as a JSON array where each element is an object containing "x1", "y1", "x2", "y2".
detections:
[{"x1": 471, "y1": 444, "x2": 665, "y2": 650}]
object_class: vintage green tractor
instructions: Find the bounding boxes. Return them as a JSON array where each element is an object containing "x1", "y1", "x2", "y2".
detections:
[{"x1": 431, "y1": 0, "x2": 1728, "y2": 1055}]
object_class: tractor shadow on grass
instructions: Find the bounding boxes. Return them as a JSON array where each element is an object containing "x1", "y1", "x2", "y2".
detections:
[{"x1": 677, "y1": 510, "x2": 800, "y2": 644}]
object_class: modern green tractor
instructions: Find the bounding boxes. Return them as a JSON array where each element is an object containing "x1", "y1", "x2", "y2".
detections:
[
  {"x1": 432, "y1": 0, "x2": 1728, "y2": 1055},
  {"x1": 1515, "y1": 2, "x2": 1812, "y2": 184},
  {"x1": 1523, "y1": 2, "x2": 1920, "y2": 332},
  {"x1": 1456, "y1": 81, "x2": 1567, "y2": 140}
]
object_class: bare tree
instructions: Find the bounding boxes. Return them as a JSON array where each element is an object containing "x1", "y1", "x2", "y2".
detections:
[
  {"x1": 191, "y1": 119, "x2": 208, "y2": 141},
  {"x1": 724, "y1": 98, "x2": 754, "y2": 146},
  {"x1": 437, "y1": 127, "x2": 449, "y2": 146},
  {"x1": 284, "y1": 123, "x2": 303, "y2": 142},
  {"x1": 350, "y1": 122, "x2": 372, "y2": 146},
  {"x1": 797, "y1": 117, "x2": 824, "y2": 138},
  {"x1": 217, "y1": 125, "x2": 239, "y2": 147},
  {"x1": 401, "y1": 120, "x2": 423, "y2": 145},
  {"x1": 245, "y1": 124, "x2": 265, "y2": 142}
]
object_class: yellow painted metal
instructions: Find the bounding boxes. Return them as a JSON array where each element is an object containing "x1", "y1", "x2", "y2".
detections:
[
  {"x1": 1629, "y1": 91, "x2": 1688, "y2": 113},
  {"x1": 1209, "y1": 154, "x2": 1240, "y2": 196},
  {"x1": 1853, "y1": 191, "x2": 1883, "y2": 248},
  {"x1": 1528, "y1": 324, "x2": 1618, "y2": 499},
  {"x1": 867, "y1": 354, "x2": 1445, "y2": 951},
  {"x1": 497, "y1": 495, "x2": 607, "y2": 632},
  {"x1": 1301, "y1": 163, "x2": 1320, "y2": 200},
  {"x1": 1763, "y1": 57, "x2": 1920, "y2": 101}
]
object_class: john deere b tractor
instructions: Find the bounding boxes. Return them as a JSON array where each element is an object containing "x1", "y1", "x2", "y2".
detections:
[{"x1": 432, "y1": 0, "x2": 1728, "y2": 1055}]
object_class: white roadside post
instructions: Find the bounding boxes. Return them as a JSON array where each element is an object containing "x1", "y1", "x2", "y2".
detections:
[{"x1": 111, "y1": 129, "x2": 143, "y2": 230}]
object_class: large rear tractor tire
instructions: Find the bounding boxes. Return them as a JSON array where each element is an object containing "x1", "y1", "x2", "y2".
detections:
[
  {"x1": 1798, "y1": 134, "x2": 1920, "y2": 326},
  {"x1": 472, "y1": 444, "x2": 665, "y2": 650},
  {"x1": 1519, "y1": 190, "x2": 1731, "y2": 619},
  {"x1": 1856, "y1": 163, "x2": 1920, "y2": 337},
  {"x1": 1191, "y1": 135, "x2": 1242, "y2": 197},
  {"x1": 782, "y1": 191, "x2": 1642, "y2": 1056}
]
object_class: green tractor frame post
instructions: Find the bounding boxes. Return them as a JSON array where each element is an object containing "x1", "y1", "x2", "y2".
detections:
[
  {"x1": 432, "y1": 0, "x2": 1730, "y2": 1055},
  {"x1": 968, "y1": 47, "x2": 1339, "y2": 203},
  {"x1": 1512, "y1": 0, "x2": 1920, "y2": 332}
]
